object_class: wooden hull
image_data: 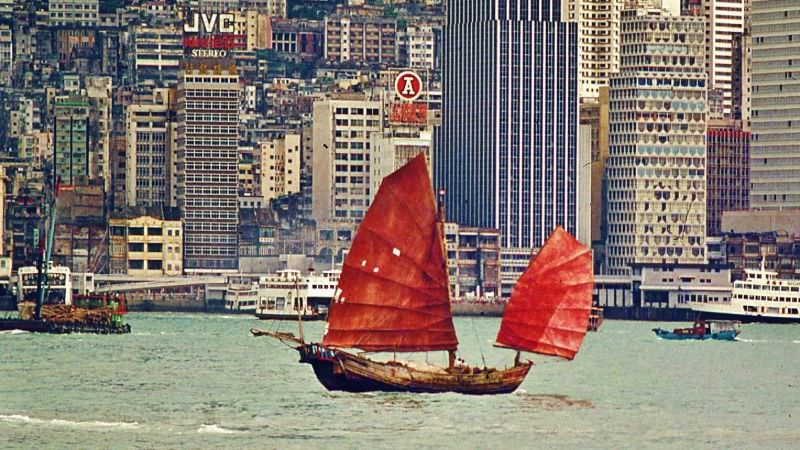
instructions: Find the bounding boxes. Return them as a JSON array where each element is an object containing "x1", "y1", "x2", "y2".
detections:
[
  {"x1": 255, "y1": 312, "x2": 326, "y2": 321},
  {"x1": 297, "y1": 344, "x2": 532, "y2": 395}
]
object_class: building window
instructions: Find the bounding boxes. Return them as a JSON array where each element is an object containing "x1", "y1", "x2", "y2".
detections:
[
  {"x1": 128, "y1": 243, "x2": 145, "y2": 252},
  {"x1": 128, "y1": 227, "x2": 144, "y2": 236},
  {"x1": 129, "y1": 260, "x2": 144, "y2": 270},
  {"x1": 148, "y1": 243, "x2": 163, "y2": 252},
  {"x1": 148, "y1": 227, "x2": 162, "y2": 236}
]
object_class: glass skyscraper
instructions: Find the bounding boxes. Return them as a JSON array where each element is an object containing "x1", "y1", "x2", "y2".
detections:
[{"x1": 436, "y1": 0, "x2": 580, "y2": 249}]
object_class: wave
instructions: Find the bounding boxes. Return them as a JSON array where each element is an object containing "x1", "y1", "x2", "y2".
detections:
[
  {"x1": 0, "y1": 330, "x2": 30, "y2": 335},
  {"x1": 197, "y1": 424, "x2": 245, "y2": 434},
  {"x1": 0, "y1": 413, "x2": 140, "y2": 430}
]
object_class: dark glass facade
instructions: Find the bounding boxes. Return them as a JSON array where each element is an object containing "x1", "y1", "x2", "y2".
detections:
[{"x1": 437, "y1": 0, "x2": 579, "y2": 248}]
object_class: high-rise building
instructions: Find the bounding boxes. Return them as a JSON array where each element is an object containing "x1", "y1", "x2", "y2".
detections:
[
  {"x1": 605, "y1": 8, "x2": 708, "y2": 274},
  {"x1": 437, "y1": 0, "x2": 581, "y2": 249},
  {"x1": 259, "y1": 133, "x2": 301, "y2": 202},
  {"x1": 406, "y1": 24, "x2": 437, "y2": 70},
  {"x1": 706, "y1": 119, "x2": 750, "y2": 236},
  {"x1": 311, "y1": 96, "x2": 383, "y2": 222},
  {"x1": 177, "y1": 64, "x2": 240, "y2": 272},
  {"x1": 702, "y1": 0, "x2": 746, "y2": 117},
  {"x1": 54, "y1": 96, "x2": 90, "y2": 186},
  {"x1": 125, "y1": 88, "x2": 176, "y2": 209},
  {"x1": 572, "y1": 0, "x2": 622, "y2": 100},
  {"x1": 750, "y1": 0, "x2": 800, "y2": 209}
]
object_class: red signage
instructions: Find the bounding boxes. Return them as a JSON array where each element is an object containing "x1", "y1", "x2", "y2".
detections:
[
  {"x1": 394, "y1": 71, "x2": 423, "y2": 101},
  {"x1": 183, "y1": 34, "x2": 246, "y2": 50},
  {"x1": 390, "y1": 102, "x2": 428, "y2": 125}
]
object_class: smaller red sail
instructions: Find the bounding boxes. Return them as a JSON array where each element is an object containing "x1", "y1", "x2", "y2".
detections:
[{"x1": 496, "y1": 227, "x2": 594, "y2": 360}]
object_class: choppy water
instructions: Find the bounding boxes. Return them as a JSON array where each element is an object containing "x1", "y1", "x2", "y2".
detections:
[{"x1": 1, "y1": 313, "x2": 799, "y2": 449}]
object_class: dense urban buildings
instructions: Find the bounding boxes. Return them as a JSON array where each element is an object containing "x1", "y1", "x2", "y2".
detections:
[
  {"x1": 0, "y1": 0, "x2": 797, "y2": 302},
  {"x1": 605, "y1": 7, "x2": 708, "y2": 274},
  {"x1": 750, "y1": 0, "x2": 800, "y2": 209},
  {"x1": 438, "y1": 0, "x2": 583, "y2": 249}
]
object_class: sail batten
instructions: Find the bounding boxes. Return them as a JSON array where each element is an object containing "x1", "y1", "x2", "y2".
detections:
[
  {"x1": 496, "y1": 227, "x2": 594, "y2": 360},
  {"x1": 323, "y1": 154, "x2": 458, "y2": 353}
]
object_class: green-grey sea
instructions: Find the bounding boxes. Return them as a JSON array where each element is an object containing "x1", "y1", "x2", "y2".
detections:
[{"x1": 1, "y1": 313, "x2": 799, "y2": 449}]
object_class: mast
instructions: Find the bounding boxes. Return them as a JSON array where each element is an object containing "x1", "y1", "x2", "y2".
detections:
[
  {"x1": 34, "y1": 190, "x2": 57, "y2": 320},
  {"x1": 438, "y1": 187, "x2": 456, "y2": 368},
  {"x1": 295, "y1": 272, "x2": 304, "y2": 343}
]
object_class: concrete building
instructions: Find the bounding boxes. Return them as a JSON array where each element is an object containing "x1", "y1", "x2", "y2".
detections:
[
  {"x1": 49, "y1": 0, "x2": 99, "y2": 27},
  {"x1": 271, "y1": 19, "x2": 324, "y2": 62},
  {"x1": 573, "y1": 0, "x2": 622, "y2": 100},
  {"x1": 125, "y1": 88, "x2": 176, "y2": 209},
  {"x1": 369, "y1": 126, "x2": 433, "y2": 204},
  {"x1": 86, "y1": 76, "x2": 113, "y2": 191},
  {"x1": 731, "y1": 31, "x2": 752, "y2": 125},
  {"x1": 701, "y1": 0, "x2": 746, "y2": 117},
  {"x1": 706, "y1": 119, "x2": 750, "y2": 236},
  {"x1": 0, "y1": 24, "x2": 11, "y2": 89},
  {"x1": 259, "y1": 133, "x2": 301, "y2": 202},
  {"x1": 750, "y1": 0, "x2": 800, "y2": 209},
  {"x1": 133, "y1": 25, "x2": 183, "y2": 88},
  {"x1": 605, "y1": 8, "x2": 708, "y2": 274},
  {"x1": 406, "y1": 23, "x2": 437, "y2": 70},
  {"x1": 437, "y1": 0, "x2": 581, "y2": 249},
  {"x1": 177, "y1": 64, "x2": 241, "y2": 272},
  {"x1": 311, "y1": 96, "x2": 383, "y2": 222},
  {"x1": 53, "y1": 96, "x2": 89, "y2": 186},
  {"x1": 109, "y1": 215, "x2": 183, "y2": 276},
  {"x1": 444, "y1": 223, "x2": 501, "y2": 300},
  {"x1": 324, "y1": 15, "x2": 397, "y2": 66}
]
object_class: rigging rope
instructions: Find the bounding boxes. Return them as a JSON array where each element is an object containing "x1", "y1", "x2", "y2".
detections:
[{"x1": 470, "y1": 317, "x2": 487, "y2": 368}]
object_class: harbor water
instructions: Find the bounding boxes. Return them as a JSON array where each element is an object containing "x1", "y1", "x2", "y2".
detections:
[{"x1": 1, "y1": 313, "x2": 799, "y2": 449}]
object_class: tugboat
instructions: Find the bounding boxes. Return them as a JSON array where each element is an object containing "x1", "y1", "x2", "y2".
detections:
[
  {"x1": 652, "y1": 320, "x2": 740, "y2": 341},
  {"x1": 0, "y1": 181, "x2": 130, "y2": 334}
]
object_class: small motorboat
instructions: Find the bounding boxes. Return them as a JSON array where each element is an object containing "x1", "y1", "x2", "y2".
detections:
[{"x1": 652, "y1": 320, "x2": 740, "y2": 341}]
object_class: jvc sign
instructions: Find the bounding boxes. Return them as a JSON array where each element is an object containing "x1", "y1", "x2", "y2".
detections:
[
  {"x1": 184, "y1": 12, "x2": 236, "y2": 34},
  {"x1": 183, "y1": 12, "x2": 246, "y2": 52}
]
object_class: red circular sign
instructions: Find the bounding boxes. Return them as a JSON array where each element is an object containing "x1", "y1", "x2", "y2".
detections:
[{"x1": 394, "y1": 71, "x2": 423, "y2": 101}]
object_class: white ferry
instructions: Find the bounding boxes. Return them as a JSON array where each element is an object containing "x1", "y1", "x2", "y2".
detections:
[
  {"x1": 254, "y1": 269, "x2": 339, "y2": 321},
  {"x1": 17, "y1": 265, "x2": 73, "y2": 305},
  {"x1": 689, "y1": 264, "x2": 800, "y2": 323},
  {"x1": 224, "y1": 275, "x2": 259, "y2": 313}
]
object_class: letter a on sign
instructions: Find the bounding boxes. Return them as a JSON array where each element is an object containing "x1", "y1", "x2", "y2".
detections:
[{"x1": 394, "y1": 71, "x2": 423, "y2": 101}]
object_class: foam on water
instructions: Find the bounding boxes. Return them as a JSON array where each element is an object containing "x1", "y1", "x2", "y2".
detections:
[
  {"x1": 0, "y1": 414, "x2": 140, "y2": 430},
  {"x1": 0, "y1": 330, "x2": 30, "y2": 335},
  {"x1": 197, "y1": 424, "x2": 245, "y2": 434}
]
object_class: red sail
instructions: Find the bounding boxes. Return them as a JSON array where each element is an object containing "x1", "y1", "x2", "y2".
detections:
[
  {"x1": 322, "y1": 154, "x2": 458, "y2": 352},
  {"x1": 495, "y1": 227, "x2": 594, "y2": 360}
]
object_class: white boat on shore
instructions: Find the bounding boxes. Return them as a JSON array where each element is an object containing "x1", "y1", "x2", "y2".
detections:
[
  {"x1": 224, "y1": 276, "x2": 259, "y2": 313},
  {"x1": 689, "y1": 263, "x2": 800, "y2": 323},
  {"x1": 254, "y1": 269, "x2": 339, "y2": 321}
]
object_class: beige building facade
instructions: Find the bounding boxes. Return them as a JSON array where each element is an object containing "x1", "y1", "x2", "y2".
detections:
[{"x1": 109, "y1": 216, "x2": 183, "y2": 276}]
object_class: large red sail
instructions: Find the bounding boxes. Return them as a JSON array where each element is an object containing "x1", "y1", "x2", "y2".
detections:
[
  {"x1": 322, "y1": 154, "x2": 458, "y2": 352},
  {"x1": 495, "y1": 227, "x2": 593, "y2": 360}
]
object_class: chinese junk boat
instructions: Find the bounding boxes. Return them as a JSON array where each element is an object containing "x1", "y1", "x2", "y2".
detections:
[{"x1": 252, "y1": 154, "x2": 594, "y2": 395}]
